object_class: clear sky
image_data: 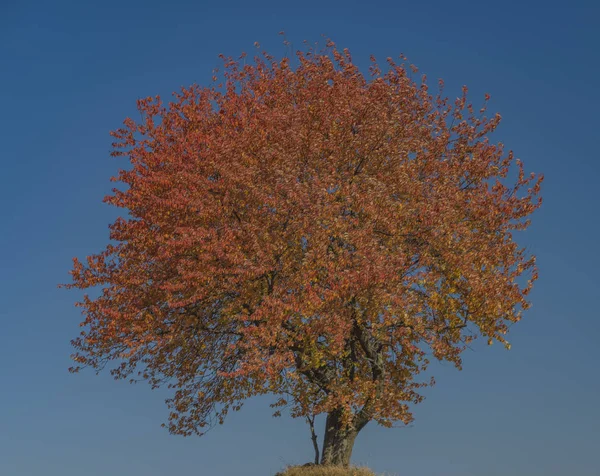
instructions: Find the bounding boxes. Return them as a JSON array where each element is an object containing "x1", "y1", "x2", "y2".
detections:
[{"x1": 1, "y1": 0, "x2": 598, "y2": 475}]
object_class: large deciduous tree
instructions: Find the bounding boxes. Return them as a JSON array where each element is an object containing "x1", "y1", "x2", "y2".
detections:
[{"x1": 62, "y1": 40, "x2": 542, "y2": 467}]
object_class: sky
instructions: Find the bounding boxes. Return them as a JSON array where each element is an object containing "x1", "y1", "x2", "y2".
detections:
[{"x1": 1, "y1": 0, "x2": 598, "y2": 475}]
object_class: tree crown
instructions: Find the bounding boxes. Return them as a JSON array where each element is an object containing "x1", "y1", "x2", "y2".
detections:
[{"x1": 63, "y1": 40, "x2": 542, "y2": 435}]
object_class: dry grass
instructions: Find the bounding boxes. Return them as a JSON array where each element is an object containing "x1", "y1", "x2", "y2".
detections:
[{"x1": 274, "y1": 464, "x2": 378, "y2": 476}]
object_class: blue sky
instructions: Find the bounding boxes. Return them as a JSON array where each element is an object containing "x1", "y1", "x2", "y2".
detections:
[{"x1": 1, "y1": 0, "x2": 598, "y2": 475}]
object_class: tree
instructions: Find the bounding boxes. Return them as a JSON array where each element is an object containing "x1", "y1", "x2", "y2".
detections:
[{"x1": 62, "y1": 39, "x2": 543, "y2": 467}]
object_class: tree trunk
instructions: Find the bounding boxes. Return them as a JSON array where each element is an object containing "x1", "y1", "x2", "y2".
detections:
[{"x1": 320, "y1": 409, "x2": 359, "y2": 467}]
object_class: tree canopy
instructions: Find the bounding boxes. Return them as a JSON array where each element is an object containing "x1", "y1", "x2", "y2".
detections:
[{"x1": 63, "y1": 40, "x2": 542, "y2": 466}]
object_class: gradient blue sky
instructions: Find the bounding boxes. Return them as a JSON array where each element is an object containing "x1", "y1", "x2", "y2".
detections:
[{"x1": 1, "y1": 1, "x2": 598, "y2": 475}]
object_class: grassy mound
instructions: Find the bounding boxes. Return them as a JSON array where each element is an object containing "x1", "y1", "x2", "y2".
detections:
[{"x1": 275, "y1": 464, "x2": 377, "y2": 476}]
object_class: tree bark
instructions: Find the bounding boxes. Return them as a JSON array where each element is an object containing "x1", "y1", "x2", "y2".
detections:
[{"x1": 320, "y1": 409, "x2": 359, "y2": 467}]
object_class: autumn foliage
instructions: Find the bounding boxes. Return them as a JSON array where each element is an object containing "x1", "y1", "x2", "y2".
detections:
[{"x1": 63, "y1": 39, "x2": 542, "y2": 466}]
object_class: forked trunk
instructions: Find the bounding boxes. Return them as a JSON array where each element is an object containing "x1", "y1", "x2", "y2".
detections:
[{"x1": 320, "y1": 409, "x2": 359, "y2": 467}]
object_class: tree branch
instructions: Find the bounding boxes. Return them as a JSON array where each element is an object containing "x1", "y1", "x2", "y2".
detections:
[{"x1": 306, "y1": 413, "x2": 320, "y2": 464}]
